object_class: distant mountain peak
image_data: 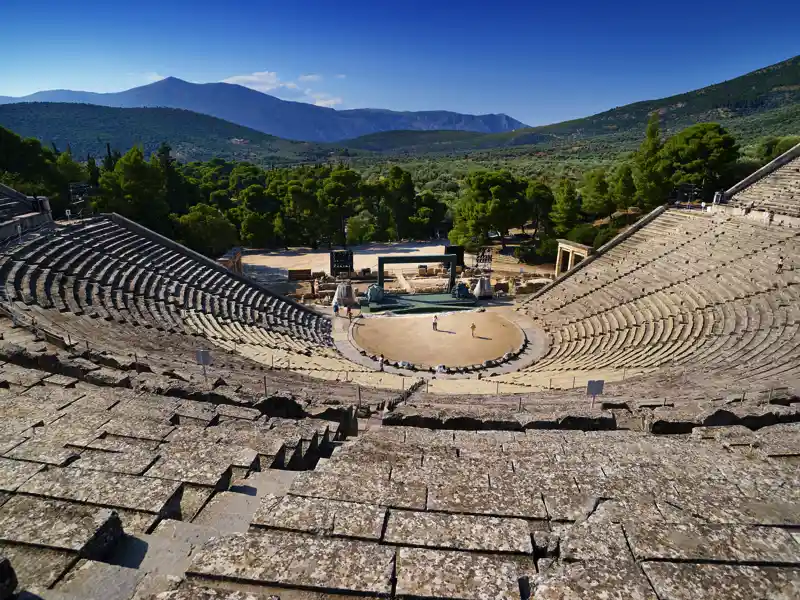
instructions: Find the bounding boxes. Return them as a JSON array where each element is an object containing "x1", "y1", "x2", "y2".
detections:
[{"x1": 0, "y1": 78, "x2": 526, "y2": 142}]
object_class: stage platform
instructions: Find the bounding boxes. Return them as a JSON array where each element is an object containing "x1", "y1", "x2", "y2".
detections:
[{"x1": 360, "y1": 292, "x2": 478, "y2": 314}]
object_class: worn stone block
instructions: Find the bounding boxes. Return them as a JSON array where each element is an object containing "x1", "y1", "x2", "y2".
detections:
[
  {"x1": 626, "y1": 522, "x2": 800, "y2": 564},
  {"x1": 560, "y1": 521, "x2": 633, "y2": 562},
  {"x1": 385, "y1": 509, "x2": 532, "y2": 553},
  {"x1": 0, "y1": 495, "x2": 122, "y2": 557},
  {"x1": 427, "y1": 479, "x2": 547, "y2": 519},
  {"x1": 642, "y1": 562, "x2": 800, "y2": 600},
  {"x1": 187, "y1": 530, "x2": 394, "y2": 595},
  {"x1": 74, "y1": 447, "x2": 159, "y2": 476},
  {"x1": 395, "y1": 547, "x2": 524, "y2": 600},
  {"x1": 52, "y1": 559, "x2": 146, "y2": 600},
  {"x1": 3, "y1": 439, "x2": 79, "y2": 466},
  {"x1": 534, "y1": 560, "x2": 658, "y2": 600},
  {"x1": 0, "y1": 457, "x2": 44, "y2": 491},
  {"x1": 0, "y1": 542, "x2": 76, "y2": 592},
  {"x1": 146, "y1": 451, "x2": 232, "y2": 490},
  {"x1": 19, "y1": 466, "x2": 183, "y2": 516}
]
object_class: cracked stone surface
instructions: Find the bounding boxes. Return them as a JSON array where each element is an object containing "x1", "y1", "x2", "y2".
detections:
[{"x1": 560, "y1": 521, "x2": 633, "y2": 562}]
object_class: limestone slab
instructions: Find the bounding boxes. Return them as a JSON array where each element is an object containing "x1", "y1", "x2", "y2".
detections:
[
  {"x1": 395, "y1": 547, "x2": 523, "y2": 600},
  {"x1": 252, "y1": 494, "x2": 386, "y2": 541},
  {"x1": 290, "y1": 470, "x2": 426, "y2": 510},
  {"x1": 101, "y1": 417, "x2": 175, "y2": 442},
  {"x1": 0, "y1": 541, "x2": 76, "y2": 591},
  {"x1": 115, "y1": 509, "x2": 160, "y2": 535},
  {"x1": 0, "y1": 457, "x2": 44, "y2": 491},
  {"x1": 0, "y1": 436, "x2": 26, "y2": 456},
  {"x1": 3, "y1": 439, "x2": 78, "y2": 466},
  {"x1": 626, "y1": 522, "x2": 800, "y2": 564},
  {"x1": 19, "y1": 466, "x2": 183, "y2": 515},
  {"x1": 215, "y1": 404, "x2": 261, "y2": 421},
  {"x1": 147, "y1": 584, "x2": 271, "y2": 599},
  {"x1": 534, "y1": 560, "x2": 658, "y2": 600},
  {"x1": 332, "y1": 501, "x2": 386, "y2": 541},
  {"x1": 385, "y1": 509, "x2": 532, "y2": 553},
  {"x1": 427, "y1": 480, "x2": 548, "y2": 519},
  {"x1": 180, "y1": 484, "x2": 215, "y2": 522},
  {"x1": 560, "y1": 521, "x2": 633, "y2": 562},
  {"x1": 53, "y1": 559, "x2": 146, "y2": 600},
  {"x1": 74, "y1": 447, "x2": 158, "y2": 475},
  {"x1": 0, "y1": 495, "x2": 122, "y2": 556},
  {"x1": 642, "y1": 562, "x2": 800, "y2": 600},
  {"x1": 146, "y1": 451, "x2": 232, "y2": 489},
  {"x1": 187, "y1": 530, "x2": 394, "y2": 595}
]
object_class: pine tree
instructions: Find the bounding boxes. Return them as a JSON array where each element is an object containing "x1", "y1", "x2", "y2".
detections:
[
  {"x1": 634, "y1": 112, "x2": 668, "y2": 209},
  {"x1": 550, "y1": 178, "x2": 581, "y2": 235}
]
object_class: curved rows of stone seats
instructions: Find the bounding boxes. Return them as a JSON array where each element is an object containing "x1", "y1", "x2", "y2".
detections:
[
  {"x1": 0, "y1": 215, "x2": 331, "y2": 350},
  {"x1": 729, "y1": 146, "x2": 800, "y2": 217},
  {"x1": 0, "y1": 324, "x2": 356, "y2": 597},
  {"x1": 507, "y1": 210, "x2": 800, "y2": 391},
  {"x1": 140, "y1": 425, "x2": 799, "y2": 598}
]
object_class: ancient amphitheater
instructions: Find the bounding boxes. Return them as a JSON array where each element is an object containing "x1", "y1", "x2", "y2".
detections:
[{"x1": 0, "y1": 145, "x2": 797, "y2": 600}]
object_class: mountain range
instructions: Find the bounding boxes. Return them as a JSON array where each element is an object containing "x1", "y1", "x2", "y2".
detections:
[
  {"x1": 0, "y1": 55, "x2": 797, "y2": 164},
  {"x1": 0, "y1": 77, "x2": 526, "y2": 142}
]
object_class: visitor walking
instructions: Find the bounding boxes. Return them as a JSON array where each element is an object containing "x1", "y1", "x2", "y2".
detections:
[
  {"x1": 378, "y1": 354, "x2": 385, "y2": 372},
  {"x1": 470, "y1": 322, "x2": 476, "y2": 338},
  {"x1": 432, "y1": 315, "x2": 438, "y2": 331},
  {"x1": 347, "y1": 306, "x2": 352, "y2": 321},
  {"x1": 777, "y1": 256, "x2": 784, "y2": 274},
  {"x1": 333, "y1": 300, "x2": 339, "y2": 316}
]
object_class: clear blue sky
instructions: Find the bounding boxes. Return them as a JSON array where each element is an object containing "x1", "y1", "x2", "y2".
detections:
[{"x1": 1, "y1": 0, "x2": 798, "y2": 125}]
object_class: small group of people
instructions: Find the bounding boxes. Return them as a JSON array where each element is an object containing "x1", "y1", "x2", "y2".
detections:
[
  {"x1": 332, "y1": 301, "x2": 353, "y2": 321},
  {"x1": 431, "y1": 314, "x2": 476, "y2": 337}
]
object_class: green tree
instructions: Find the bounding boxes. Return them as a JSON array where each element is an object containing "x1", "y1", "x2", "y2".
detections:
[
  {"x1": 658, "y1": 123, "x2": 739, "y2": 200},
  {"x1": 580, "y1": 168, "x2": 614, "y2": 217},
  {"x1": 634, "y1": 112, "x2": 669, "y2": 209},
  {"x1": 101, "y1": 143, "x2": 121, "y2": 172},
  {"x1": 240, "y1": 211, "x2": 274, "y2": 248},
  {"x1": 549, "y1": 178, "x2": 581, "y2": 235},
  {"x1": 383, "y1": 166, "x2": 416, "y2": 239},
  {"x1": 155, "y1": 142, "x2": 195, "y2": 214},
  {"x1": 347, "y1": 210, "x2": 377, "y2": 245},
  {"x1": 86, "y1": 155, "x2": 100, "y2": 188},
  {"x1": 460, "y1": 170, "x2": 526, "y2": 247},
  {"x1": 96, "y1": 146, "x2": 171, "y2": 234},
  {"x1": 525, "y1": 179, "x2": 554, "y2": 238},
  {"x1": 172, "y1": 203, "x2": 238, "y2": 257},
  {"x1": 56, "y1": 151, "x2": 87, "y2": 185},
  {"x1": 610, "y1": 164, "x2": 637, "y2": 209}
]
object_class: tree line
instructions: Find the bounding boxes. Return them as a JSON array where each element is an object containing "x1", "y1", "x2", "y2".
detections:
[{"x1": 0, "y1": 117, "x2": 796, "y2": 262}]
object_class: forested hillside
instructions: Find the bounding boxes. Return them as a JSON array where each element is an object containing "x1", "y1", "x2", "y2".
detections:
[
  {"x1": 344, "y1": 55, "x2": 800, "y2": 155},
  {"x1": 0, "y1": 103, "x2": 345, "y2": 165},
  {"x1": 3, "y1": 114, "x2": 797, "y2": 268}
]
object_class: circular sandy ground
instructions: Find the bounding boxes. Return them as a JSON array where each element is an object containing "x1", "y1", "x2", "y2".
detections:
[{"x1": 351, "y1": 311, "x2": 525, "y2": 368}]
